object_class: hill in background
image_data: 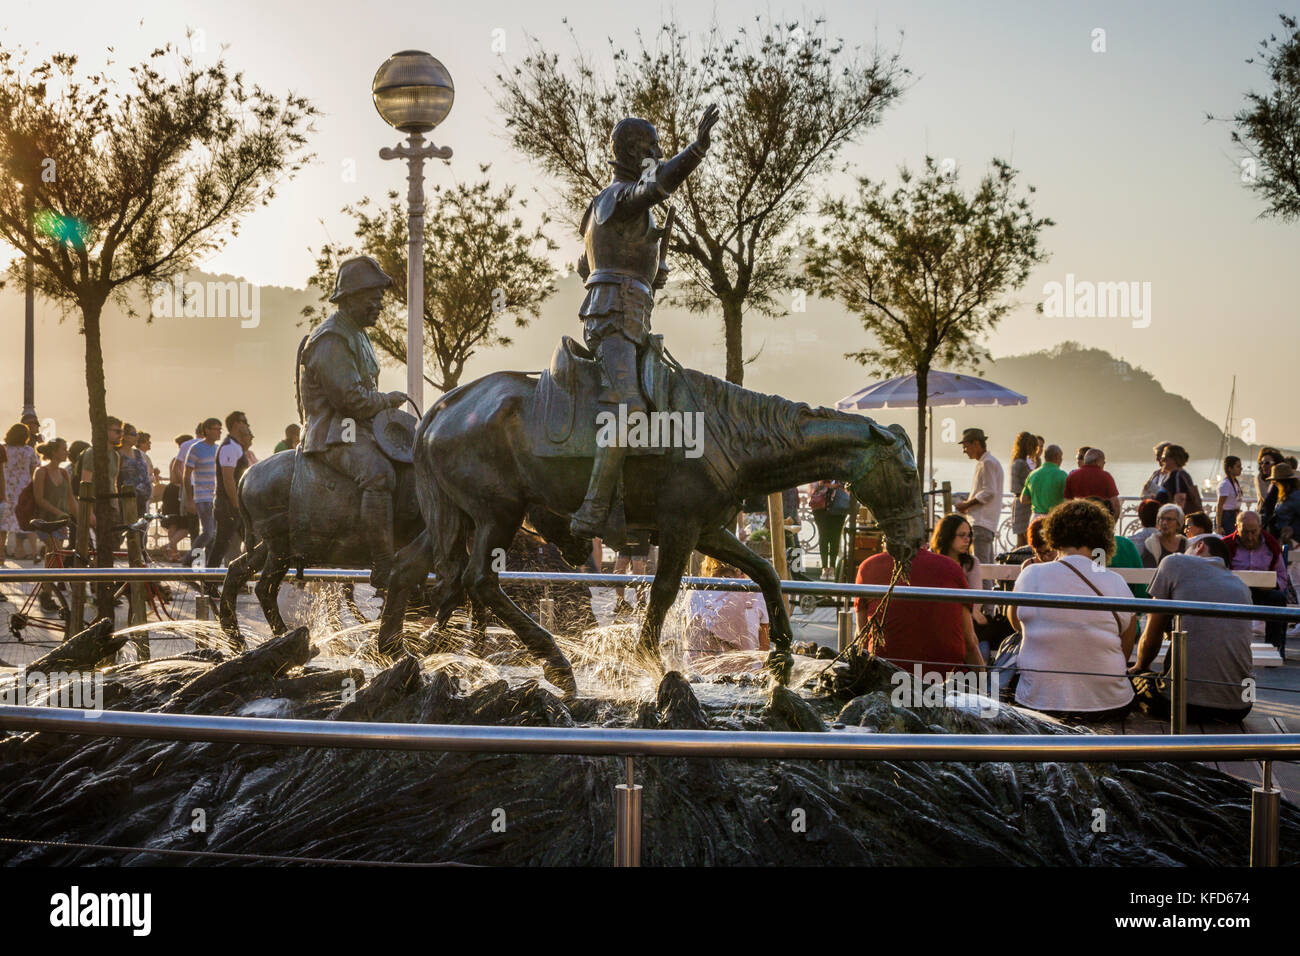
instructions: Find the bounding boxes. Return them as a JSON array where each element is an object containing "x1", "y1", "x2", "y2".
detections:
[{"x1": 952, "y1": 342, "x2": 1286, "y2": 463}]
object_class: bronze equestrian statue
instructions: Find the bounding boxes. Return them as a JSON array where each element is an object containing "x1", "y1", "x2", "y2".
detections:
[
  {"x1": 217, "y1": 256, "x2": 421, "y2": 642},
  {"x1": 296, "y1": 255, "x2": 413, "y2": 590},
  {"x1": 376, "y1": 108, "x2": 926, "y2": 697},
  {"x1": 569, "y1": 104, "x2": 719, "y2": 543}
]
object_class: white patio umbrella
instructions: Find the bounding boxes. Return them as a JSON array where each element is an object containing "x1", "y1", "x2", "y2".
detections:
[{"x1": 836, "y1": 370, "x2": 1029, "y2": 490}]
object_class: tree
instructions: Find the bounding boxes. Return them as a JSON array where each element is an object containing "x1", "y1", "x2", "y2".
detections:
[
  {"x1": 0, "y1": 43, "x2": 316, "y2": 618},
  {"x1": 1224, "y1": 14, "x2": 1300, "y2": 222},
  {"x1": 803, "y1": 157, "x2": 1053, "y2": 486},
  {"x1": 496, "y1": 17, "x2": 908, "y2": 384},
  {"x1": 304, "y1": 168, "x2": 557, "y2": 393}
]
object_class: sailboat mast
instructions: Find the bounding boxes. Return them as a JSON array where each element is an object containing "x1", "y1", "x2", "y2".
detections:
[{"x1": 1212, "y1": 376, "x2": 1236, "y2": 484}]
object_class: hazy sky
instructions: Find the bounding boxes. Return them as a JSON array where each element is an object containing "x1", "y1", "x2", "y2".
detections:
[{"x1": 4, "y1": 0, "x2": 1299, "y2": 444}]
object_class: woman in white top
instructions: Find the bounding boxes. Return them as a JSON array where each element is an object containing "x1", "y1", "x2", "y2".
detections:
[
  {"x1": 1217, "y1": 455, "x2": 1242, "y2": 535},
  {"x1": 1009, "y1": 500, "x2": 1137, "y2": 720}
]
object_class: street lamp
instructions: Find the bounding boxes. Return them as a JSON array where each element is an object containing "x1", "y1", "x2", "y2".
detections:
[{"x1": 373, "y1": 50, "x2": 454, "y2": 413}]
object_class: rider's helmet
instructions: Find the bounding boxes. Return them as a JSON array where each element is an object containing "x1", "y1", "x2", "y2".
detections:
[{"x1": 329, "y1": 255, "x2": 394, "y2": 303}]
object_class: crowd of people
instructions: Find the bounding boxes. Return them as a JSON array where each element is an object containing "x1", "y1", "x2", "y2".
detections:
[
  {"x1": 846, "y1": 428, "x2": 1300, "y2": 727},
  {"x1": 0, "y1": 412, "x2": 304, "y2": 573}
]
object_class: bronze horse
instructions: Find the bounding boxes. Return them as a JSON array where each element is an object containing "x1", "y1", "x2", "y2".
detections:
[
  {"x1": 217, "y1": 451, "x2": 593, "y2": 645},
  {"x1": 217, "y1": 451, "x2": 425, "y2": 644},
  {"x1": 376, "y1": 363, "x2": 925, "y2": 695}
]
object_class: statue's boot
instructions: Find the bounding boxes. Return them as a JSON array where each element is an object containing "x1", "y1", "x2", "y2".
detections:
[
  {"x1": 570, "y1": 441, "x2": 629, "y2": 546},
  {"x1": 571, "y1": 343, "x2": 645, "y2": 545},
  {"x1": 361, "y1": 489, "x2": 395, "y2": 592}
]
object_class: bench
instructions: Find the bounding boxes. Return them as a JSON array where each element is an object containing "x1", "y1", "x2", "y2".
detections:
[{"x1": 978, "y1": 565, "x2": 1277, "y2": 587}]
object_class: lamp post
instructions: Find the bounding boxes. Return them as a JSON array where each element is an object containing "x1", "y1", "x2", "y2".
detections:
[
  {"x1": 373, "y1": 50, "x2": 454, "y2": 413},
  {"x1": 21, "y1": 186, "x2": 35, "y2": 422},
  {"x1": 6, "y1": 143, "x2": 39, "y2": 424}
]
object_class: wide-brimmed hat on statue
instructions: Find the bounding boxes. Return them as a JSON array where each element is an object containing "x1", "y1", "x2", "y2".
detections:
[
  {"x1": 329, "y1": 255, "x2": 394, "y2": 303},
  {"x1": 372, "y1": 407, "x2": 418, "y2": 464}
]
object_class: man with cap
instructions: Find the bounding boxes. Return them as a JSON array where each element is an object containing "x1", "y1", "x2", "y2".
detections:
[
  {"x1": 297, "y1": 255, "x2": 409, "y2": 589},
  {"x1": 569, "y1": 104, "x2": 720, "y2": 543},
  {"x1": 954, "y1": 427, "x2": 1004, "y2": 564}
]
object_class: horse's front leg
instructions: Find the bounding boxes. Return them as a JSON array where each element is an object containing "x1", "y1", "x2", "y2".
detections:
[
  {"x1": 695, "y1": 525, "x2": 794, "y2": 685},
  {"x1": 635, "y1": 522, "x2": 699, "y2": 676}
]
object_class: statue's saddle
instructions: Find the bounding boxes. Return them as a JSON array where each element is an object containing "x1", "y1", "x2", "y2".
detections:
[
  {"x1": 286, "y1": 448, "x2": 414, "y2": 559},
  {"x1": 530, "y1": 334, "x2": 674, "y2": 458}
]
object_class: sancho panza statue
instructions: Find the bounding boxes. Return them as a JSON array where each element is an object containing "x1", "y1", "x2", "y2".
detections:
[
  {"x1": 569, "y1": 105, "x2": 720, "y2": 541},
  {"x1": 297, "y1": 255, "x2": 410, "y2": 588}
]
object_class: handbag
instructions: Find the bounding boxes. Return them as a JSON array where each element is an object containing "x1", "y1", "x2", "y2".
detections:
[
  {"x1": 809, "y1": 484, "x2": 830, "y2": 510},
  {"x1": 826, "y1": 488, "x2": 851, "y2": 516},
  {"x1": 14, "y1": 481, "x2": 36, "y2": 532},
  {"x1": 991, "y1": 631, "x2": 1023, "y2": 700}
]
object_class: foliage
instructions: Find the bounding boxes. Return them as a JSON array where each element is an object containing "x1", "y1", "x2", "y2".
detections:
[
  {"x1": 0, "y1": 42, "x2": 316, "y2": 613},
  {"x1": 804, "y1": 156, "x2": 1052, "y2": 483},
  {"x1": 496, "y1": 16, "x2": 909, "y2": 383},
  {"x1": 1226, "y1": 14, "x2": 1300, "y2": 222}
]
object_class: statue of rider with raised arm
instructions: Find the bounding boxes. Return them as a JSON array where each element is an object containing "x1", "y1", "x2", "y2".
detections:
[{"x1": 569, "y1": 104, "x2": 720, "y2": 542}]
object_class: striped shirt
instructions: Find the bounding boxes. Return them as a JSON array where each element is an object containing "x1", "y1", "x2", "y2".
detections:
[{"x1": 183, "y1": 439, "x2": 220, "y2": 504}]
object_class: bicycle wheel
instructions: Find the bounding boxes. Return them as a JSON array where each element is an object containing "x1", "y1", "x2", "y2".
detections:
[
  {"x1": 997, "y1": 515, "x2": 1017, "y2": 554},
  {"x1": 798, "y1": 504, "x2": 819, "y2": 553}
]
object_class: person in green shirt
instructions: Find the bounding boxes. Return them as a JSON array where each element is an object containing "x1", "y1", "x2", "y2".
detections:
[
  {"x1": 273, "y1": 423, "x2": 300, "y2": 455},
  {"x1": 1088, "y1": 496, "x2": 1148, "y2": 599},
  {"x1": 1020, "y1": 444, "x2": 1067, "y2": 519}
]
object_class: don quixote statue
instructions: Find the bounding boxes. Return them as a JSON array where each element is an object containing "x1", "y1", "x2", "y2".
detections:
[{"x1": 375, "y1": 106, "x2": 926, "y2": 697}]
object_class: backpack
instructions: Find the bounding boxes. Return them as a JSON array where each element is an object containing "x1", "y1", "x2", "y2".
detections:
[{"x1": 15, "y1": 481, "x2": 36, "y2": 532}]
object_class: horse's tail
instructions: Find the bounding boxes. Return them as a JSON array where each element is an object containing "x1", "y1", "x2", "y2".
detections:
[
  {"x1": 412, "y1": 410, "x2": 470, "y2": 589},
  {"x1": 424, "y1": 476, "x2": 469, "y2": 586}
]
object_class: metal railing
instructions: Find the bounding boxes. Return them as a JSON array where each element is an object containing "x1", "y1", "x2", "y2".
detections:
[
  {"x1": 0, "y1": 705, "x2": 1293, "y2": 866},
  {"x1": 4, "y1": 566, "x2": 1298, "y2": 624},
  {"x1": 3, "y1": 565, "x2": 1298, "y2": 865}
]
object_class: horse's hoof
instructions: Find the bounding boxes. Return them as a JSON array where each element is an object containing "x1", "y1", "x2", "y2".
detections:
[
  {"x1": 765, "y1": 649, "x2": 794, "y2": 686},
  {"x1": 543, "y1": 661, "x2": 578, "y2": 698}
]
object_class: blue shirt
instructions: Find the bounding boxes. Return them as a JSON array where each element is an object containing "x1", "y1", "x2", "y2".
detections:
[{"x1": 184, "y1": 440, "x2": 219, "y2": 504}]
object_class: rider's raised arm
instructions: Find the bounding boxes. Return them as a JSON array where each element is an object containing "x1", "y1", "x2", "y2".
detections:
[
  {"x1": 311, "y1": 334, "x2": 392, "y2": 422},
  {"x1": 619, "y1": 141, "x2": 708, "y2": 218}
]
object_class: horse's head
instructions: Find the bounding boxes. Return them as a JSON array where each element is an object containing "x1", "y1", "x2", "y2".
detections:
[{"x1": 848, "y1": 421, "x2": 926, "y2": 572}]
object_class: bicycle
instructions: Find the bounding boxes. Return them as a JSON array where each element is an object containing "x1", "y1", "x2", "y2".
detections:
[{"x1": 7, "y1": 514, "x2": 181, "y2": 642}]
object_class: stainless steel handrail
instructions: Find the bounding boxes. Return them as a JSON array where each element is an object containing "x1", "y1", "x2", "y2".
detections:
[
  {"x1": 1, "y1": 706, "x2": 1298, "y2": 761},
  {"x1": 5, "y1": 568, "x2": 1297, "y2": 622}
]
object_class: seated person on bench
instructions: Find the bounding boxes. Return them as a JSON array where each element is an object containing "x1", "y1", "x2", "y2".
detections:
[{"x1": 1128, "y1": 534, "x2": 1254, "y2": 723}]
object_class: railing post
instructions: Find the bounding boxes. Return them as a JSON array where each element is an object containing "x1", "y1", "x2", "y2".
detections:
[
  {"x1": 66, "y1": 481, "x2": 93, "y2": 639},
  {"x1": 1251, "y1": 761, "x2": 1280, "y2": 867},
  {"x1": 614, "y1": 755, "x2": 642, "y2": 867},
  {"x1": 539, "y1": 595, "x2": 556, "y2": 632},
  {"x1": 120, "y1": 493, "x2": 149, "y2": 660},
  {"x1": 1170, "y1": 618, "x2": 1187, "y2": 735},
  {"x1": 195, "y1": 594, "x2": 211, "y2": 621},
  {"x1": 837, "y1": 609, "x2": 854, "y2": 654},
  {"x1": 941, "y1": 481, "x2": 952, "y2": 516}
]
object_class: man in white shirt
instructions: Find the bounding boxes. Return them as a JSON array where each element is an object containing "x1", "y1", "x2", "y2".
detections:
[{"x1": 954, "y1": 427, "x2": 1004, "y2": 565}]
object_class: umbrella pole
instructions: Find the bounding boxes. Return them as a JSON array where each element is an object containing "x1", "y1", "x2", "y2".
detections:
[{"x1": 928, "y1": 406, "x2": 935, "y2": 530}]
